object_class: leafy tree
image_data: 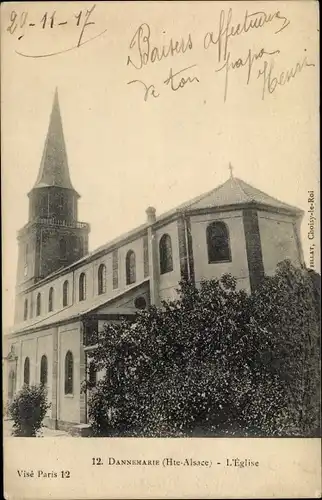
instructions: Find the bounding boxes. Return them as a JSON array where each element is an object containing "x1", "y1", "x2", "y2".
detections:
[
  {"x1": 84, "y1": 260, "x2": 320, "y2": 437},
  {"x1": 8, "y1": 384, "x2": 51, "y2": 437},
  {"x1": 245, "y1": 261, "x2": 320, "y2": 436}
]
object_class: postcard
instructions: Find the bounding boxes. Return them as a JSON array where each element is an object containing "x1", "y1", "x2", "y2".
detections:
[{"x1": 2, "y1": 1, "x2": 320, "y2": 499}]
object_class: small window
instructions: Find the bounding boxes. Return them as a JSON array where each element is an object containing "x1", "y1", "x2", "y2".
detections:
[
  {"x1": 63, "y1": 280, "x2": 69, "y2": 307},
  {"x1": 36, "y1": 293, "x2": 41, "y2": 316},
  {"x1": 206, "y1": 221, "x2": 231, "y2": 263},
  {"x1": 24, "y1": 357, "x2": 30, "y2": 385},
  {"x1": 79, "y1": 273, "x2": 86, "y2": 301},
  {"x1": 23, "y1": 298, "x2": 28, "y2": 321},
  {"x1": 64, "y1": 351, "x2": 73, "y2": 395},
  {"x1": 98, "y1": 264, "x2": 106, "y2": 295},
  {"x1": 126, "y1": 250, "x2": 136, "y2": 285},
  {"x1": 48, "y1": 287, "x2": 54, "y2": 312},
  {"x1": 40, "y1": 355, "x2": 48, "y2": 386},
  {"x1": 159, "y1": 234, "x2": 173, "y2": 274},
  {"x1": 134, "y1": 296, "x2": 147, "y2": 310}
]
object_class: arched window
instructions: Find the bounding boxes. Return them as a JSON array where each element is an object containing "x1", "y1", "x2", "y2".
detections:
[
  {"x1": 40, "y1": 355, "x2": 48, "y2": 386},
  {"x1": 24, "y1": 357, "x2": 30, "y2": 385},
  {"x1": 23, "y1": 298, "x2": 28, "y2": 320},
  {"x1": 206, "y1": 221, "x2": 231, "y2": 263},
  {"x1": 79, "y1": 273, "x2": 86, "y2": 301},
  {"x1": 36, "y1": 293, "x2": 41, "y2": 316},
  {"x1": 59, "y1": 238, "x2": 67, "y2": 258},
  {"x1": 159, "y1": 234, "x2": 173, "y2": 274},
  {"x1": 63, "y1": 280, "x2": 69, "y2": 307},
  {"x1": 48, "y1": 287, "x2": 54, "y2": 312},
  {"x1": 126, "y1": 250, "x2": 136, "y2": 285},
  {"x1": 98, "y1": 264, "x2": 106, "y2": 295},
  {"x1": 64, "y1": 351, "x2": 73, "y2": 395}
]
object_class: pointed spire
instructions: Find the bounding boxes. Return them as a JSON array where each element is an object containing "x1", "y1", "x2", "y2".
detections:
[{"x1": 33, "y1": 89, "x2": 76, "y2": 191}]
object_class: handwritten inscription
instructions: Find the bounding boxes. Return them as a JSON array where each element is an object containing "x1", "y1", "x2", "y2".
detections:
[
  {"x1": 258, "y1": 54, "x2": 316, "y2": 100},
  {"x1": 5, "y1": 5, "x2": 315, "y2": 101},
  {"x1": 126, "y1": 7, "x2": 314, "y2": 102},
  {"x1": 7, "y1": 4, "x2": 107, "y2": 57},
  {"x1": 127, "y1": 80, "x2": 160, "y2": 101},
  {"x1": 127, "y1": 64, "x2": 199, "y2": 100},
  {"x1": 164, "y1": 65, "x2": 199, "y2": 91},
  {"x1": 204, "y1": 8, "x2": 290, "y2": 61},
  {"x1": 127, "y1": 23, "x2": 193, "y2": 70},
  {"x1": 216, "y1": 47, "x2": 281, "y2": 101}
]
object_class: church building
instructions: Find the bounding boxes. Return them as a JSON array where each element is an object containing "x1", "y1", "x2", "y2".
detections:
[{"x1": 3, "y1": 90, "x2": 305, "y2": 433}]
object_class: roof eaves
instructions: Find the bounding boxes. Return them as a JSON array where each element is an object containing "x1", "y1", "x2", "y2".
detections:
[{"x1": 8, "y1": 278, "x2": 150, "y2": 336}]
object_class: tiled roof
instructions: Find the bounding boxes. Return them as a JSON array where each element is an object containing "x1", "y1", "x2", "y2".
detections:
[
  {"x1": 8, "y1": 278, "x2": 149, "y2": 336},
  {"x1": 163, "y1": 177, "x2": 303, "y2": 214},
  {"x1": 21, "y1": 176, "x2": 303, "y2": 289}
]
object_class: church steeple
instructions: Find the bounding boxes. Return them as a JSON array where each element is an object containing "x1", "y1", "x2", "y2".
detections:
[
  {"x1": 28, "y1": 89, "x2": 81, "y2": 224},
  {"x1": 32, "y1": 88, "x2": 77, "y2": 192},
  {"x1": 15, "y1": 89, "x2": 90, "y2": 297}
]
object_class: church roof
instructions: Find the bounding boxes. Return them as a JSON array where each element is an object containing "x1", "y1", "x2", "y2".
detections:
[
  {"x1": 18, "y1": 173, "x2": 303, "y2": 291},
  {"x1": 32, "y1": 89, "x2": 77, "y2": 193},
  {"x1": 162, "y1": 176, "x2": 303, "y2": 216},
  {"x1": 8, "y1": 278, "x2": 150, "y2": 335}
]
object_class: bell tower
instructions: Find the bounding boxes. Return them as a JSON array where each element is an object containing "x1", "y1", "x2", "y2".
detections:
[{"x1": 15, "y1": 89, "x2": 90, "y2": 297}]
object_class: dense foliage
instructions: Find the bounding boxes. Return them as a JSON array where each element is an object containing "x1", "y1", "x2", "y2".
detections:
[
  {"x1": 8, "y1": 384, "x2": 51, "y2": 437},
  {"x1": 85, "y1": 260, "x2": 320, "y2": 437}
]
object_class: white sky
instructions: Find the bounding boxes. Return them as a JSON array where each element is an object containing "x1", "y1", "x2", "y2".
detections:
[{"x1": 1, "y1": 1, "x2": 320, "y2": 327}]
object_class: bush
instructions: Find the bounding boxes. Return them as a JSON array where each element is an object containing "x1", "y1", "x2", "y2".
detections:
[
  {"x1": 8, "y1": 384, "x2": 51, "y2": 437},
  {"x1": 86, "y1": 273, "x2": 253, "y2": 437},
  {"x1": 85, "y1": 261, "x2": 320, "y2": 437}
]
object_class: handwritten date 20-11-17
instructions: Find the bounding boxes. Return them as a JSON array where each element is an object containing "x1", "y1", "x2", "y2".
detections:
[{"x1": 6, "y1": 4, "x2": 107, "y2": 57}]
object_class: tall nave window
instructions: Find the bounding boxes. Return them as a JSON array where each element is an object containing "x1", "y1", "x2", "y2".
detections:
[
  {"x1": 36, "y1": 293, "x2": 41, "y2": 316},
  {"x1": 48, "y1": 287, "x2": 54, "y2": 312},
  {"x1": 24, "y1": 357, "x2": 30, "y2": 386},
  {"x1": 63, "y1": 280, "x2": 69, "y2": 307},
  {"x1": 98, "y1": 263, "x2": 106, "y2": 295},
  {"x1": 40, "y1": 355, "x2": 48, "y2": 386},
  {"x1": 126, "y1": 250, "x2": 136, "y2": 285},
  {"x1": 23, "y1": 298, "x2": 28, "y2": 320},
  {"x1": 79, "y1": 273, "x2": 86, "y2": 301},
  {"x1": 159, "y1": 234, "x2": 173, "y2": 274}
]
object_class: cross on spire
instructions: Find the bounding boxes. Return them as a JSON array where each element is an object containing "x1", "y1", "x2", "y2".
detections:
[{"x1": 229, "y1": 162, "x2": 234, "y2": 178}]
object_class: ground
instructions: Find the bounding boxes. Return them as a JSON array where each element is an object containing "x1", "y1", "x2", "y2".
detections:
[{"x1": 3, "y1": 418, "x2": 71, "y2": 438}]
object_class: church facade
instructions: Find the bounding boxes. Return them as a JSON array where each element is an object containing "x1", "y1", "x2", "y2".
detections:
[{"x1": 3, "y1": 91, "x2": 305, "y2": 432}]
